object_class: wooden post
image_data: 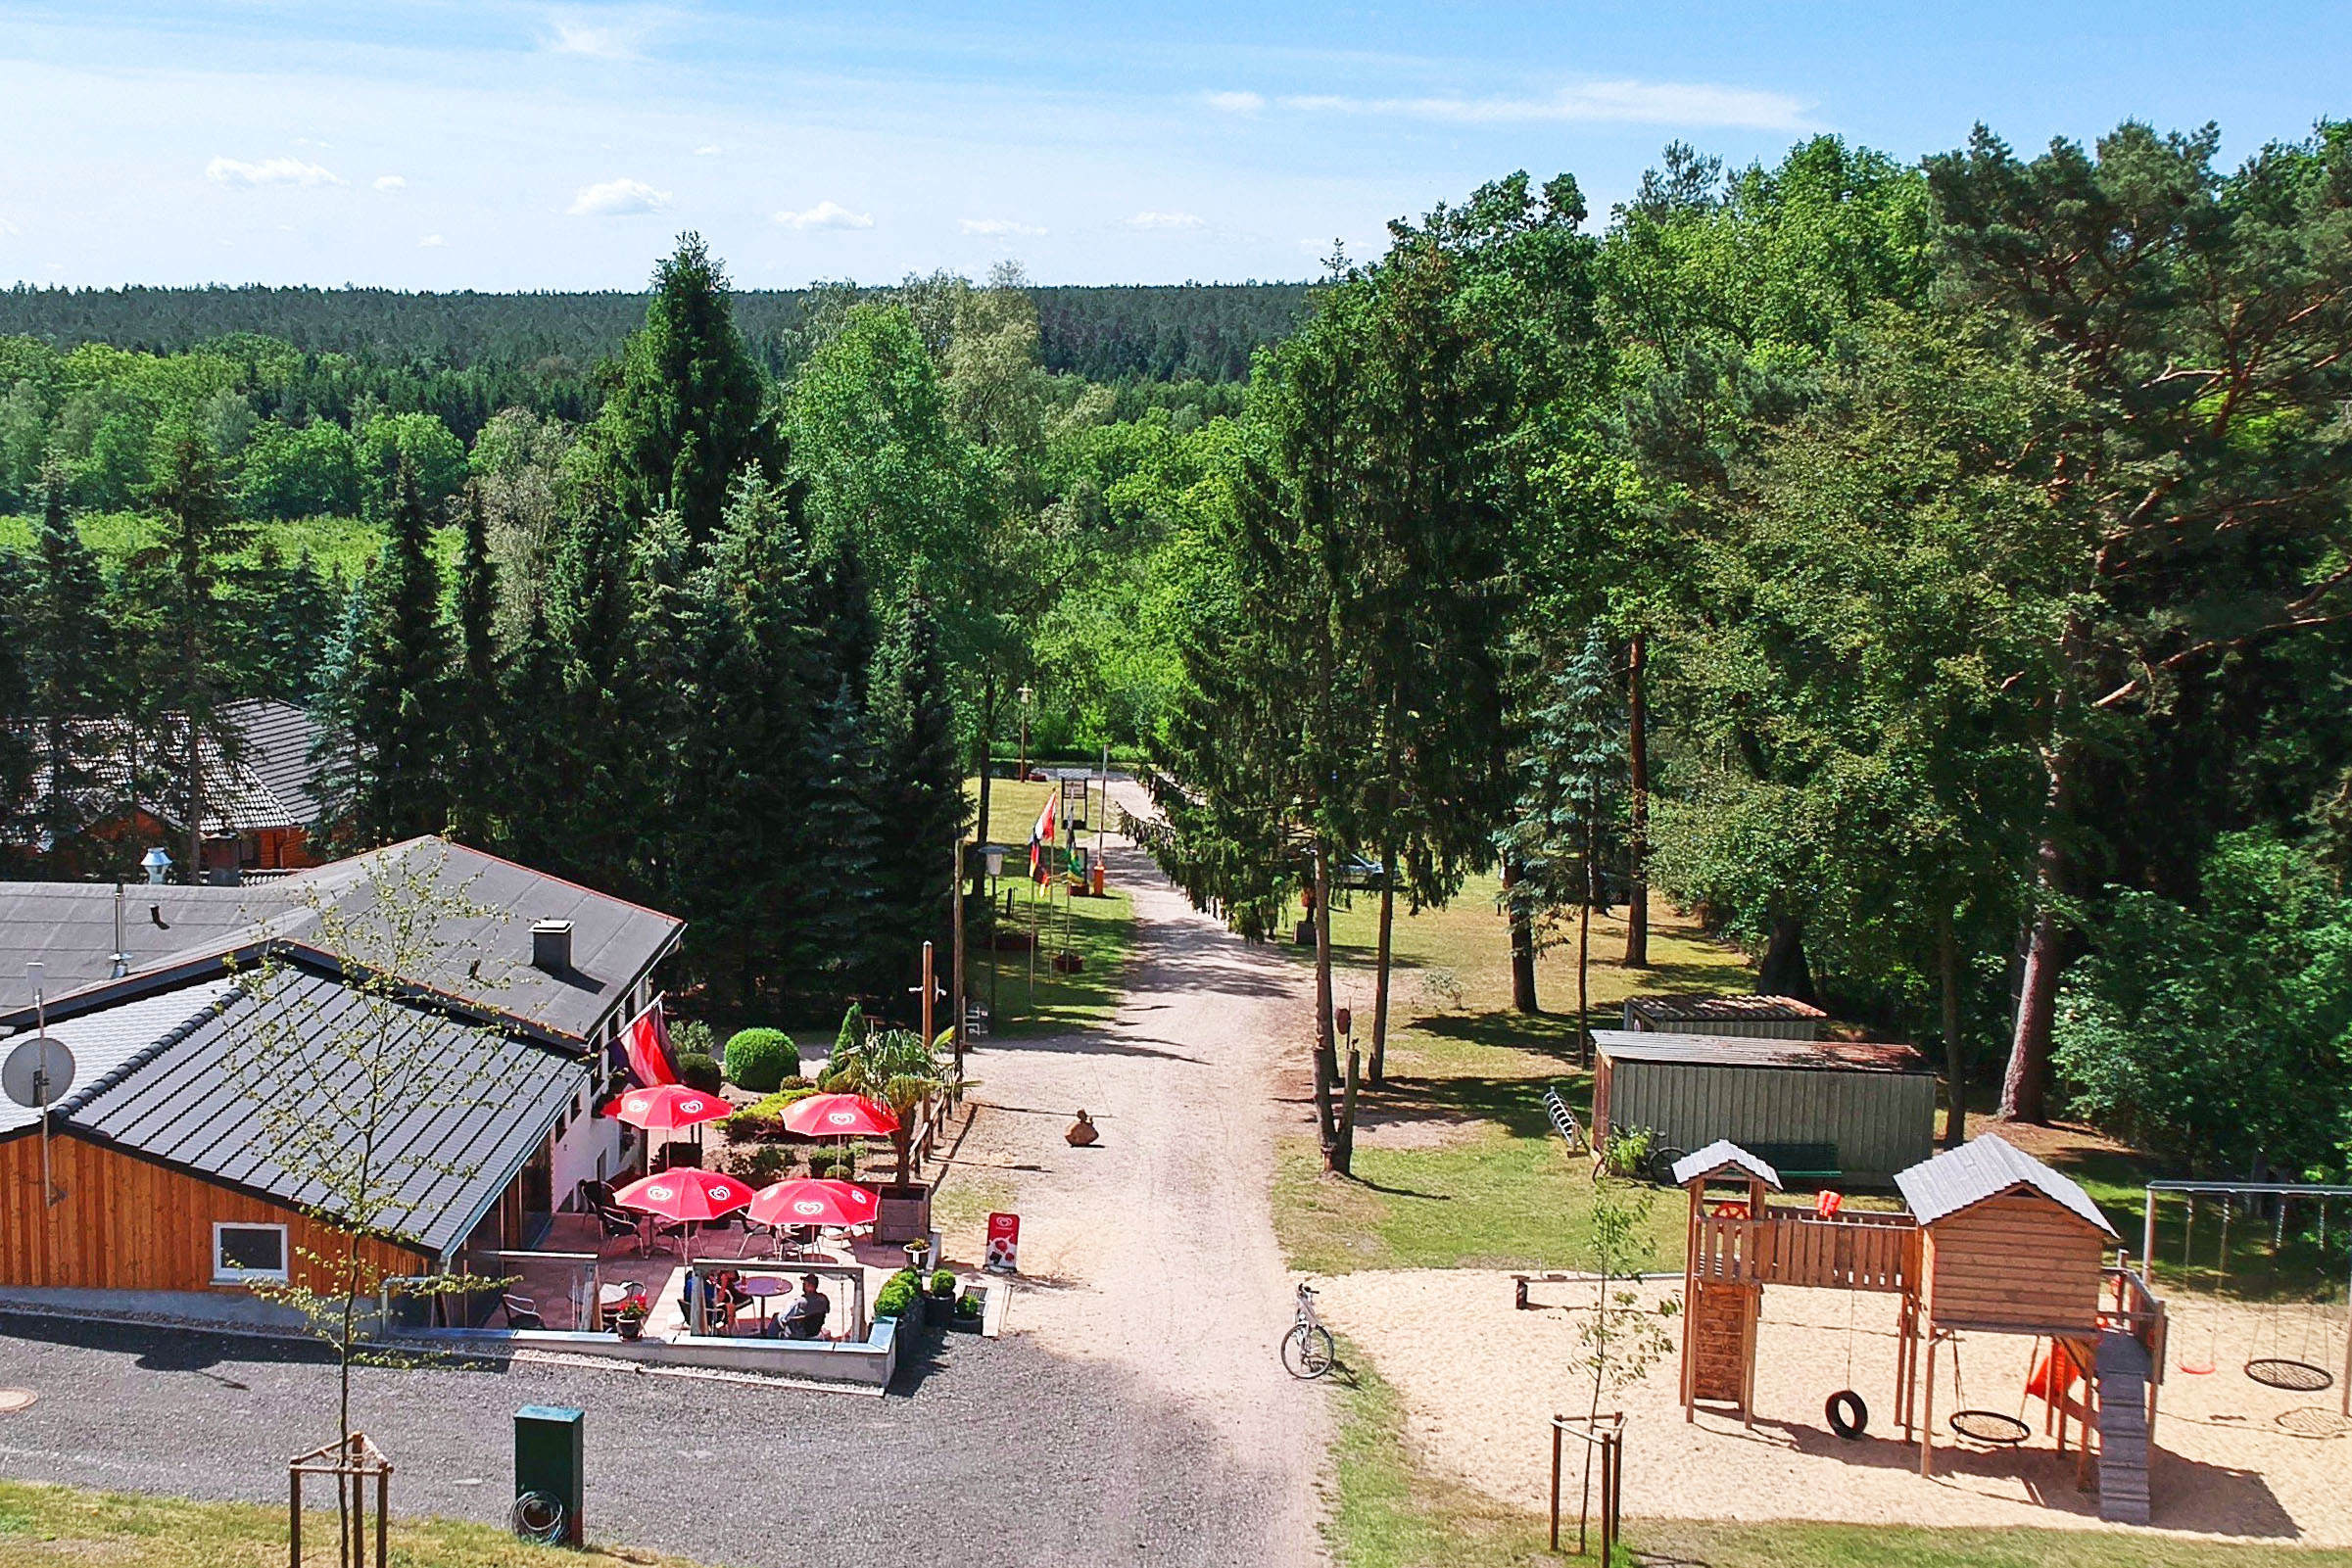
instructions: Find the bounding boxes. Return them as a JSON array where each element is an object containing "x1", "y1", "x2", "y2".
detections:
[
  {"x1": 920, "y1": 940, "x2": 936, "y2": 1054},
  {"x1": 1740, "y1": 1286, "x2": 1758, "y2": 1427},
  {"x1": 1548, "y1": 1418, "x2": 1562, "y2": 1551},
  {"x1": 288, "y1": 1466, "x2": 301, "y2": 1568},
  {"x1": 1920, "y1": 1330, "x2": 1938, "y2": 1477}
]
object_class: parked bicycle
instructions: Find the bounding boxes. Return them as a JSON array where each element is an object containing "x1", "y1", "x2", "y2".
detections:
[{"x1": 1281, "y1": 1281, "x2": 1336, "y2": 1379}]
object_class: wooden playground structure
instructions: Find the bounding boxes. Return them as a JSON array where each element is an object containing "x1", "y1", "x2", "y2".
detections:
[{"x1": 1677, "y1": 1135, "x2": 2167, "y2": 1525}]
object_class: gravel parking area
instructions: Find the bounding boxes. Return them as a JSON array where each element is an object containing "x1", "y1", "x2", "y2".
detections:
[{"x1": 0, "y1": 1311, "x2": 1289, "y2": 1567}]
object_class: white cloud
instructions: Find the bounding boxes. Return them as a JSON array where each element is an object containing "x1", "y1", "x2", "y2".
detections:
[
  {"x1": 544, "y1": 12, "x2": 648, "y2": 60},
  {"x1": 961, "y1": 217, "x2": 1045, "y2": 237},
  {"x1": 206, "y1": 155, "x2": 342, "y2": 189},
  {"x1": 694, "y1": 144, "x2": 721, "y2": 157},
  {"x1": 1206, "y1": 90, "x2": 1265, "y2": 115},
  {"x1": 1127, "y1": 211, "x2": 1203, "y2": 230},
  {"x1": 0, "y1": 218, "x2": 20, "y2": 237},
  {"x1": 372, "y1": 174, "x2": 407, "y2": 191},
  {"x1": 1277, "y1": 79, "x2": 1812, "y2": 130},
  {"x1": 774, "y1": 200, "x2": 873, "y2": 231},
  {"x1": 418, "y1": 233, "x2": 448, "y2": 247},
  {"x1": 567, "y1": 176, "x2": 670, "y2": 215}
]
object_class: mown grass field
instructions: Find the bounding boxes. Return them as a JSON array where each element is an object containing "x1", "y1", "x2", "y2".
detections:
[
  {"x1": 964, "y1": 774, "x2": 1133, "y2": 1035},
  {"x1": 1274, "y1": 882, "x2": 1748, "y2": 1274},
  {"x1": 0, "y1": 1478, "x2": 696, "y2": 1568}
]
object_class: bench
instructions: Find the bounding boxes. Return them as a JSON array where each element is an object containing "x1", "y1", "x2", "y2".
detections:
[
  {"x1": 1542, "y1": 1086, "x2": 1588, "y2": 1154},
  {"x1": 1748, "y1": 1141, "x2": 1841, "y2": 1181}
]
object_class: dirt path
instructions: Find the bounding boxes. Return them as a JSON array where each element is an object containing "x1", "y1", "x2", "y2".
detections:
[{"x1": 941, "y1": 782, "x2": 1329, "y2": 1567}]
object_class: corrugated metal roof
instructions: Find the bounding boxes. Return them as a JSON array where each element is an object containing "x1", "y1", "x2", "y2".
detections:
[
  {"x1": 1670, "y1": 1140, "x2": 1784, "y2": 1189},
  {"x1": 0, "y1": 977, "x2": 239, "y2": 1136},
  {"x1": 1593, "y1": 1030, "x2": 1930, "y2": 1074},
  {"x1": 3, "y1": 837, "x2": 683, "y2": 1046},
  {"x1": 1893, "y1": 1133, "x2": 2117, "y2": 1236},
  {"x1": 1625, "y1": 994, "x2": 1828, "y2": 1022},
  {"x1": 60, "y1": 972, "x2": 579, "y2": 1256}
]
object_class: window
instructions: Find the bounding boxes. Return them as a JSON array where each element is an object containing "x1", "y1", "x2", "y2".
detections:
[{"x1": 213, "y1": 1222, "x2": 289, "y2": 1285}]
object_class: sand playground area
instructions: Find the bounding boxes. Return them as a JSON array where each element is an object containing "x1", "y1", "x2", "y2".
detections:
[{"x1": 1317, "y1": 1269, "x2": 2352, "y2": 1545}]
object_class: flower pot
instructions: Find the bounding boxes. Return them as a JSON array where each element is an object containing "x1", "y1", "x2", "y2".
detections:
[
  {"x1": 616, "y1": 1318, "x2": 645, "y2": 1342},
  {"x1": 948, "y1": 1294, "x2": 985, "y2": 1333},
  {"x1": 876, "y1": 1183, "x2": 933, "y2": 1245}
]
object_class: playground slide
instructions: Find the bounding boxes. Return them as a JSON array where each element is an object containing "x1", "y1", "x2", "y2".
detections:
[{"x1": 2094, "y1": 1330, "x2": 2152, "y2": 1525}]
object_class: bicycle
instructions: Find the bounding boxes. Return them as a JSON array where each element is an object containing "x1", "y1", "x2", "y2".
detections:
[{"x1": 1281, "y1": 1281, "x2": 1336, "y2": 1379}]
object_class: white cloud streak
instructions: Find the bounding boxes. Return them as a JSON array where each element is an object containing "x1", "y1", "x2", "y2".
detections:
[
  {"x1": 543, "y1": 11, "x2": 650, "y2": 60},
  {"x1": 372, "y1": 174, "x2": 407, "y2": 190},
  {"x1": 961, "y1": 217, "x2": 1046, "y2": 237},
  {"x1": 774, "y1": 200, "x2": 873, "y2": 230},
  {"x1": 1127, "y1": 211, "x2": 1203, "y2": 230},
  {"x1": 567, "y1": 176, "x2": 670, "y2": 215},
  {"x1": 1277, "y1": 79, "x2": 1812, "y2": 130},
  {"x1": 418, "y1": 233, "x2": 448, "y2": 247},
  {"x1": 206, "y1": 155, "x2": 342, "y2": 189},
  {"x1": 1205, "y1": 90, "x2": 1265, "y2": 115}
]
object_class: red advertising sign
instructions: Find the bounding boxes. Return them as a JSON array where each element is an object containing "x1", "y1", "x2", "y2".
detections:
[{"x1": 984, "y1": 1212, "x2": 1021, "y2": 1273}]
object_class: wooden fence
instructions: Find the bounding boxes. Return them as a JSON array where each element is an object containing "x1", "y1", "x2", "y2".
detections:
[{"x1": 1692, "y1": 1211, "x2": 1917, "y2": 1293}]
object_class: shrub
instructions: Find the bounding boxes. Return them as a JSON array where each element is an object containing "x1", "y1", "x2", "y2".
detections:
[
  {"x1": 724, "y1": 1027, "x2": 800, "y2": 1092},
  {"x1": 722, "y1": 1144, "x2": 792, "y2": 1185},
  {"x1": 929, "y1": 1268, "x2": 958, "y2": 1299},
  {"x1": 953, "y1": 1294, "x2": 983, "y2": 1319},
  {"x1": 671, "y1": 1020, "x2": 717, "y2": 1061},
  {"x1": 721, "y1": 1081, "x2": 819, "y2": 1140},
  {"x1": 1603, "y1": 1125, "x2": 1656, "y2": 1180},
  {"x1": 675, "y1": 1052, "x2": 723, "y2": 1093},
  {"x1": 873, "y1": 1268, "x2": 923, "y2": 1320}
]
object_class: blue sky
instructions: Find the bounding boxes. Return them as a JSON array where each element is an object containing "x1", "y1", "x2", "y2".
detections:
[{"x1": 1, "y1": 1, "x2": 2346, "y2": 290}]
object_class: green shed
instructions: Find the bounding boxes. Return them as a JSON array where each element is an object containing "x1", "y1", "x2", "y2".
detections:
[{"x1": 1590, "y1": 1029, "x2": 1936, "y2": 1185}]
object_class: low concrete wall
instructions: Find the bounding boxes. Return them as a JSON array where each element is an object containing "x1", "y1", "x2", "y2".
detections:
[
  {"x1": 405, "y1": 1316, "x2": 901, "y2": 1391},
  {"x1": 0, "y1": 1286, "x2": 324, "y2": 1336}
]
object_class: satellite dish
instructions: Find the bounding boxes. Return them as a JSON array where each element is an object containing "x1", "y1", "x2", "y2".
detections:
[{"x1": 3, "y1": 1036, "x2": 75, "y2": 1111}]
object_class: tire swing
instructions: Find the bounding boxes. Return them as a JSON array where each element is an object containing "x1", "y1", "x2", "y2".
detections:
[
  {"x1": 1824, "y1": 1276, "x2": 1868, "y2": 1440},
  {"x1": 1944, "y1": 1333, "x2": 2031, "y2": 1449}
]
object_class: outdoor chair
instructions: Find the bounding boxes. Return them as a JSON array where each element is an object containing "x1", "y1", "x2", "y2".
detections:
[
  {"x1": 576, "y1": 1178, "x2": 620, "y2": 1211},
  {"x1": 501, "y1": 1293, "x2": 546, "y2": 1331},
  {"x1": 738, "y1": 1219, "x2": 790, "y2": 1259}
]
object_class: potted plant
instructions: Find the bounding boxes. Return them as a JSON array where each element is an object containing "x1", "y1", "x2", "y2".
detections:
[
  {"x1": 950, "y1": 1292, "x2": 984, "y2": 1333},
  {"x1": 613, "y1": 1301, "x2": 648, "y2": 1342},
  {"x1": 926, "y1": 1267, "x2": 958, "y2": 1326},
  {"x1": 822, "y1": 1023, "x2": 955, "y2": 1244}
]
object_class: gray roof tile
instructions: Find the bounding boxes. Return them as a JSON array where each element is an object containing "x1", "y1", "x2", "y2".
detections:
[{"x1": 1893, "y1": 1133, "x2": 2117, "y2": 1236}]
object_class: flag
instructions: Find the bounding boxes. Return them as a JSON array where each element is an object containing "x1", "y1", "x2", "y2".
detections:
[
  {"x1": 1030, "y1": 791, "x2": 1058, "y2": 881},
  {"x1": 621, "y1": 995, "x2": 680, "y2": 1088}
]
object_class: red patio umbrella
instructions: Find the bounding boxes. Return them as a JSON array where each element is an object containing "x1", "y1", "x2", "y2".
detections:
[
  {"x1": 612, "y1": 1168, "x2": 755, "y2": 1222},
  {"x1": 746, "y1": 1177, "x2": 880, "y2": 1230},
  {"x1": 781, "y1": 1093, "x2": 899, "y2": 1138},
  {"x1": 606, "y1": 1084, "x2": 732, "y2": 1136}
]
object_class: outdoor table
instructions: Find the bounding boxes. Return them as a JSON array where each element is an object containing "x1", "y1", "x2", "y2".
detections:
[{"x1": 740, "y1": 1275, "x2": 788, "y2": 1331}]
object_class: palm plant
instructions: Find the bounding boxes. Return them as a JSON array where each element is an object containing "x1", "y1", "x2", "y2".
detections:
[{"x1": 822, "y1": 1025, "x2": 954, "y2": 1185}]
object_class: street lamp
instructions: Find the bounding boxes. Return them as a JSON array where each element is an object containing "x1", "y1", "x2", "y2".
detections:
[
  {"x1": 983, "y1": 844, "x2": 1006, "y2": 1029},
  {"x1": 1016, "y1": 685, "x2": 1035, "y2": 782},
  {"x1": 141, "y1": 846, "x2": 171, "y2": 886}
]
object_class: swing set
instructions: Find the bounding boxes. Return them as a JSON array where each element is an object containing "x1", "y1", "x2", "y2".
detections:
[{"x1": 2143, "y1": 1180, "x2": 2352, "y2": 1416}]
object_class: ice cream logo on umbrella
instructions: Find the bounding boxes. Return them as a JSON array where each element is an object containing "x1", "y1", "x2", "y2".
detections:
[
  {"x1": 681, "y1": 1097, "x2": 707, "y2": 1114},
  {"x1": 792, "y1": 1200, "x2": 823, "y2": 1216},
  {"x1": 648, "y1": 1184, "x2": 674, "y2": 1202},
  {"x1": 827, "y1": 1111, "x2": 857, "y2": 1126}
]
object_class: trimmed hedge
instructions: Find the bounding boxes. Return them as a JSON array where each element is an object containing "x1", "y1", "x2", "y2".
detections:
[
  {"x1": 873, "y1": 1267, "x2": 923, "y2": 1320},
  {"x1": 929, "y1": 1268, "x2": 958, "y2": 1299},
  {"x1": 724, "y1": 1027, "x2": 800, "y2": 1092},
  {"x1": 675, "y1": 1052, "x2": 724, "y2": 1093}
]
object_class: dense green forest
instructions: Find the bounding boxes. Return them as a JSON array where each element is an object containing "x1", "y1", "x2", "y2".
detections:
[{"x1": 2, "y1": 121, "x2": 2348, "y2": 1184}]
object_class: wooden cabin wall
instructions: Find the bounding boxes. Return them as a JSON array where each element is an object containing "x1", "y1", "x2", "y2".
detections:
[
  {"x1": 1923, "y1": 1193, "x2": 2107, "y2": 1332},
  {"x1": 0, "y1": 1130, "x2": 430, "y2": 1294}
]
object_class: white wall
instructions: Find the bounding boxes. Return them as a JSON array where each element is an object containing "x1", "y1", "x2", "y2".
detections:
[{"x1": 544, "y1": 974, "x2": 653, "y2": 1210}]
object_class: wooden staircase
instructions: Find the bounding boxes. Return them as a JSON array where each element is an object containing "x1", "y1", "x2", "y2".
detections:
[{"x1": 2093, "y1": 1329, "x2": 2152, "y2": 1525}]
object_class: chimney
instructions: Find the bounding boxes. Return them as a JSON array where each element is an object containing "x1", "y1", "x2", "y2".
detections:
[{"x1": 531, "y1": 920, "x2": 574, "y2": 974}]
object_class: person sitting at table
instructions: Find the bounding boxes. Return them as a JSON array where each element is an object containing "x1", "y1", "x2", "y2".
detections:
[
  {"x1": 709, "y1": 1269, "x2": 749, "y2": 1332},
  {"x1": 781, "y1": 1273, "x2": 831, "y2": 1340}
]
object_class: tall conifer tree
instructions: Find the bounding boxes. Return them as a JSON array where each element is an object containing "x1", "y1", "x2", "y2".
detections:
[
  {"x1": 448, "y1": 482, "x2": 502, "y2": 845},
  {"x1": 24, "y1": 462, "x2": 112, "y2": 869},
  {"x1": 344, "y1": 458, "x2": 453, "y2": 844},
  {"x1": 869, "y1": 592, "x2": 965, "y2": 958}
]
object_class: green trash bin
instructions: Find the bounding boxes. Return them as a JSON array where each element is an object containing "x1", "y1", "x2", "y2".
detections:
[{"x1": 514, "y1": 1404, "x2": 584, "y2": 1545}]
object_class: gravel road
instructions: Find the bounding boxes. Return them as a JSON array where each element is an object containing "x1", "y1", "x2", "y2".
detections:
[{"x1": 949, "y1": 785, "x2": 1329, "y2": 1566}]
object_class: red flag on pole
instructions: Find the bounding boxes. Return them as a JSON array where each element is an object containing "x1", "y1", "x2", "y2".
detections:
[
  {"x1": 1030, "y1": 791, "x2": 1058, "y2": 881},
  {"x1": 621, "y1": 996, "x2": 679, "y2": 1088}
]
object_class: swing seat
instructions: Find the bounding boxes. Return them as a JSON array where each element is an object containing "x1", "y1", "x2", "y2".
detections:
[
  {"x1": 1949, "y1": 1409, "x2": 2032, "y2": 1446},
  {"x1": 2246, "y1": 1357, "x2": 2334, "y2": 1393}
]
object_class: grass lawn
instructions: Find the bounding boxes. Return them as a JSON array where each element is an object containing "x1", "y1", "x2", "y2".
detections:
[
  {"x1": 0, "y1": 510, "x2": 409, "y2": 581},
  {"x1": 963, "y1": 773, "x2": 1133, "y2": 1036},
  {"x1": 1320, "y1": 1345, "x2": 2352, "y2": 1568},
  {"x1": 1274, "y1": 882, "x2": 1747, "y2": 1275},
  {"x1": 0, "y1": 1477, "x2": 695, "y2": 1568}
]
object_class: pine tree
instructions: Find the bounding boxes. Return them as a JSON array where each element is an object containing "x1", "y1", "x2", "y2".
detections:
[
  {"x1": 345, "y1": 458, "x2": 454, "y2": 844},
  {"x1": 448, "y1": 483, "x2": 503, "y2": 846},
  {"x1": 868, "y1": 592, "x2": 965, "y2": 958},
  {"x1": 254, "y1": 544, "x2": 336, "y2": 703},
  {"x1": 307, "y1": 578, "x2": 371, "y2": 852},
  {"x1": 801, "y1": 676, "x2": 887, "y2": 995},
  {"x1": 580, "y1": 234, "x2": 779, "y2": 542},
  {"x1": 24, "y1": 462, "x2": 113, "y2": 870},
  {"x1": 623, "y1": 507, "x2": 698, "y2": 907},
  {"x1": 543, "y1": 493, "x2": 642, "y2": 892},
  {"x1": 128, "y1": 437, "x2": 255, "y2": 879},
  {"x1": 493, "y1": 599, "x2": 570, "y2": 874},
  {"x1": 813, "y1": 533, "x2": 877, "y2": 706},
  {"x1": 0, "y1": 549, "x2": 38, "y2": 872}
]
